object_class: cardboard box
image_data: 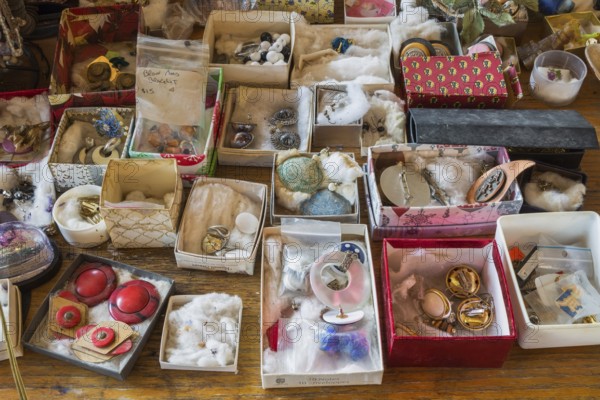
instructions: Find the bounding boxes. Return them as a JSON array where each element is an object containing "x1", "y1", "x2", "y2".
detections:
[
  {"x1": 382, "y1": 238, "x2": 516, "y2": 367},
  {"x1": 49, "y1": 5, "x2": 138, "y2": 126},
  {"x1": 0, "y1": 89, "x2": 51, "y2": 167},
  {"x1": 175, "y1": 177, "x2": 267, "y2": 274},
  {"x1": 402, "y1": 52, "x2": 510, "y2": 109},
  {"x1": 128, "y1": 68, "x2": 223, "y2": 184},
  {"x1": 290, "y1": 24, "x2": 395, "y2": 92},
  {"x1": 217, "y1": 86, "x2": 313, "y2": 167},
  {"x1": 392, "y1": 22, "x2": 462, "y2": 80},
  {"x1": 255, "y1": 0, "x2": 334, "y2": 23},
  {"x1": 22, "y1": 254, "x2": 175, "y2": 380},
  {"x1": 407, "y1": 108, "x2": 599, "y2": 170},
  {"x1": 260, "y1": 224, "x2": 384, "y2": 388},
  {"x1": 344, "y1": 0, "x2": 396, "y2": 24},
  {"x1": 495, "y1": 212, "x2": 600, "y2": 349},
  {"x1": 362, "y1": 169, "x2": 497, "y2": 240},
  {"x1": 495, "y1": 37, "x2": 521, "y2": 74},
  {"x1": 545, "y1": 12, "x2": 600, "y2": 59},
  {"x1": 159, "y1": 295, "x2": 242, "y2": 372},
  {"x1": 0, "y1": 279, "x2": 23, "y2": 361},
  {"x1": 48, "y1": 107, "x2": 134, "y2": 192},
  {"x1": 271, "y1": 152, "x2": 360, "y2": 225},
  {"x1": 367, "y1": 144, "x2": 523, "y2": 229},
  {"x1": 203, "y1": 10, "x2": 295, "y2": 88},
  {"x1": 100, "y1": 158, "x2": 183, "y2": 248},
  {"x1": 311, "y1": 85, "x2": 363, "y2": 149}
]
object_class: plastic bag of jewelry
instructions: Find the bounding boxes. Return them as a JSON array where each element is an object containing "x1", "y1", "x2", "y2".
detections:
[
  {"x1": 134, "y1": 35, "x2": 210, "y2": 156},
  {"x1": 278, "y1": 219, "x2": 341, "y2": 297},
  {"x1": 534, "y1": 245, "x2": 595, "y2": 281},
  {"x1": 526, "y1": 270, "x2": 600, "y2": 325}
]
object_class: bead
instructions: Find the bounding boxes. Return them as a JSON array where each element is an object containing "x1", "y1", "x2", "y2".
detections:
[
  {"x1": 272, "y1": 33, "x2": 280, "y2": 41},
  {"x1": 279, "y1": 33, "x2": 291, "y2": 45},
  {"x1": 56, "y1": 305, "x2": 82, "y2": 329},
  {"x1": 260, "y1": 41, "x2": 271, "y2": 51},
  {"x1": 260, "y1": 51, "x2": 268, "y2": 62},
  {"x1": 91, "y1": 327, "x2": 115, "y2": 348},
  {"x1": 266, "y1": 51, "x2": 283, "y2": 63},
  {"x1": 109, "y1": 280, "x2": 160, "y2": 324},
  {"x1": 260, "y1": 32, "x2": 273, "y2": 43},
  {"x1": 269, "y1": 41, "x2": 283, "y2": 53},
  {"x1": 281, "y1": 45, "x2": 291, "y2": 60},
  {"x1": 249, "y1": 52, "x2": 261, "y2": 62},
  {"x1": 277, "y1": 156, "x2": 323, "y2": 193}
]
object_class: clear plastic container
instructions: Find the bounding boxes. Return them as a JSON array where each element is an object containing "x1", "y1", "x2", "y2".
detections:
[{"x1": 530, "y1": 50, "x2": 587, "y2": 106}]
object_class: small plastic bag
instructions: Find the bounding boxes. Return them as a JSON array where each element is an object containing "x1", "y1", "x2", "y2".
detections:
[
  {"x1": 535, "y1": 245, "x2": 594, "y2": 280},
  {"x1": 530, "y1": 270, "x2": 600, "y2": 324},
  {"x1": 134, "y1": 35, "x2": 210, "y2": 157},
  {"x1": 162, "y1": 3, "x2": 196, "y2": 40}
]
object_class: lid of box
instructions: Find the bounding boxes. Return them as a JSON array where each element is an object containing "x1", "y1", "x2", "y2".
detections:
[{"x1": 408, "y1": 109, "x2": 599, "y2": 149}]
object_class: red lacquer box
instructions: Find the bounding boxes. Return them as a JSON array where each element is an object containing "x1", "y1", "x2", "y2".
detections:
[
  {"x1": 381, "y1": 238, "x2": 516, "y2": 368},
  {"x1": 401, "y1": 52, "x2": 510, "y2": 109}
]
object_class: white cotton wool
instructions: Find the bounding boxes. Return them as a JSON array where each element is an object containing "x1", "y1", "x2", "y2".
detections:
[
  {"x1": 390, "y1": 14, "x2": 445, "y2": 56},
  {"x1": 316, "y1": 84, "x2": 370, "y2": 126},
  {"x1": 142, "y1": 0, "x2": 169, "y2": 30},
  {"x1": 524, "y1": 171, "x2": 586, "y2": 212}
]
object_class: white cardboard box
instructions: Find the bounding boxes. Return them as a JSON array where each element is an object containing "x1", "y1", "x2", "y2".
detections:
[
  {"x1": 495, "y1": 211, "x2": 600, "y2": 349},
  {"x1": 174, "y1": 177, "x2": 268, "y2": 274},
  {"x1": 159, "y1": 295, "x2": 242, "y2": 372},
  {"x1": 260, "y1": 224, "x2": 384, "y2": 388},
  {"x1": 204, "y1": 10, "x2": 295, "y2": 88},
  {"x1": 217, "y1": 86, "x2": 313, "y2": 167},
  {"x1": 290, "y1": 23, "x2": 395, "y2": 92},
  {"x1": 270, "y1": 152, "x2": 360, "y2": 225}
]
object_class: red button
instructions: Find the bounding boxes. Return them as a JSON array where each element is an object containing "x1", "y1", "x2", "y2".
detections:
[
  {"x1": 70, "y1": 262, "x2": 117, "y2": 307},
  {"x1": 56, "y1": 305, "x2": 81, "y2": 329},
  {"x1": 75, "y1": 268, "x2": 107, "y2": 297},
  {"x1": 116, "y1": 285, "x2": 150, "y2": 314},
  {"x1": 91, "y1": 327, "x2": 115, "y2": 348}
]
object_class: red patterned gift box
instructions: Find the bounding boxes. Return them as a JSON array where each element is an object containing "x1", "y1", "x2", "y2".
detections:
[
  {"x1": 48, "y1": 4, "x2": 139, "y2": 125},
  {"x1": 401, "y1": 52, "x2": 509, "y2": 109}
]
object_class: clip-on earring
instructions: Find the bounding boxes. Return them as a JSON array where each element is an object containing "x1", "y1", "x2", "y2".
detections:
[
  {"x1": 269, "y1": 108, "x2": 300, "y2": 151},
  {"x1": 230, "y1": 114, "x2": 255, "y2": 149},
  {"x1": 310, "y1": 250, "x2": 370, "y2": 325}
]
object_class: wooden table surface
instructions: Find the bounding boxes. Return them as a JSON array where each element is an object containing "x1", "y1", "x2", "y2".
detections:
[{"x1": 2, "y1": 14, "x2": 600, "y2": 400}]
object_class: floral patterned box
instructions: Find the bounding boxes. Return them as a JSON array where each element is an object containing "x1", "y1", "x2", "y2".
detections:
[
  {"x1": 100, "y1": 158, "x2": 183, "y2": 248},
  {"x1": 48, "y1": 4, "x2": 139, "y2": 127},
  {"x1": 366, "y1": 144, "x2": 523, "y2": 231},
  {"x1": 128, "y1": 68, "x2": 224, "y2": 184}
]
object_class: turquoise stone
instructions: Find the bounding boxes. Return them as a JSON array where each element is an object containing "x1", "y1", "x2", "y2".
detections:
[
  {"x1": 299, "y1": 189, "x2": 352, "y2": 216},
  {"x1": 277, "y1": 156, "x2": 323, "y2": 193}
]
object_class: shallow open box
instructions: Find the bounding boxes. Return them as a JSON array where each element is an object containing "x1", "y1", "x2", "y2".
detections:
[
  {"x1": 495, "y1": 211, "x2": 600, "y2": 349},
  {"x1": 159, "y1": 295, "x2": 242, "y2": 372},
  {"x1": 382, "y1": 238, "x2": 516, "y2": 367},
  {"x1": 204, "y1": 10, "x2": 295, "y2": 88},
  {"x1": 48, "y1": 107, "x2": 134, "y2": 191},
  {"x1": 260, "y1": 224, "x2": 384, "y2": 388},
  {"x1": 217, "y1": 86, "x2": 313, "y2": 167},
  {"x1": 22, "y1": 254, "x2": 174, "y2": 380},
  {"x1": 175, "y1": 177, "x2": 267, "y2": 274}
]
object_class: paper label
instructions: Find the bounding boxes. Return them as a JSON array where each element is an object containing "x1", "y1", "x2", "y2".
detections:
[{"x1": 136, "y1": 67, "x2": 205, "y2": 126}]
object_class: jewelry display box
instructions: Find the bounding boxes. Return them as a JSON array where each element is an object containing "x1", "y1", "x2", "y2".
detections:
[
  {"x1": 174, "y1": 177, "x2": 268, "y2": 274},
  {"x1": 545, "y1": 12, "x2": 600, "y2": 59},
  {"x1": 48, "y1": 107, "x2": 134, "y2": 191},
  {"x1": 495, "y1": 211, "x2": 600, "y2": 349},
  {"x1": 382, "y1": 238, "x2": 516, "y2": 367},
  {"x1": 0, "y1": 279, "x2": 23, "y2": 361},
  {"x1": 260, "y1": 224, "x2": 384, "y2": 388},
  {"x1": 270, "y1": 151, "x2": 361, "y2": 225},
  {"x1": 408, "y1": 109, "x2": 599, "y2": 169},
  {"x1": 128, "y1": 68, "x2": 223, "y2": 183},
  {"x1": 100, "y1": 158, "x2": 183, "y2": 248},
  {"x1": 365, "y1": 144, "x2": 523, "y2": 239},
  {"x1": 203, "y1": 10, "x2": 296, "y2": 88},
  {"x1": 48, "y1": 4, "x2": 139, "y2": 125},
  {"x1": 290, "y1": 23, "x2": 395, "y2": 92},
  {"x1": 22, "y1": 254, "x2": 175, "y2": 380},
  {"x1": 159, "y1": 294, "x2": 242, "y2": 372},
  {"x1": 0, "y1": 89, "x2": 52, "y2": 166},
  {"x1": 217, "y1": 86, "x2": 313, "y2": 167}
]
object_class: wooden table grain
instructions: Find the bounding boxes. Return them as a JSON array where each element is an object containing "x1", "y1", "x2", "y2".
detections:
[{"x1": 2, "y1": 17, "x2": 600, "y2": 400}]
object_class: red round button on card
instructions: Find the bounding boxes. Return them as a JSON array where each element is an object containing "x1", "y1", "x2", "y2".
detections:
[
  {"x1": 56, "y1": 305, "x2": 81, "y2": 328},
  {"x1": 108, "y1": 280, "x2": 159, "y2": 324},
  {"x1": 71, "y1": 262, "x2": 117, "y2": 306},
  {"x1": 91, "y1": 327, "x2": 115, "y2": 348}
]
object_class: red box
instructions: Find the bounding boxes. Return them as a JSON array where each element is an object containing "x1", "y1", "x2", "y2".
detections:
[
  {"x1": 381, "y1": 238, "x2": 516, "y2": 368},
  {"x1": 49, "y1": 4, "x2": 139, "y2": 125},
  {"x1": 401, "y1": 52, "x2": 509, "y2": 109}
]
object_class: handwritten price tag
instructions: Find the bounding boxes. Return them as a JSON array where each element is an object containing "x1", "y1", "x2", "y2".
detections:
[{"x1": 136, "y1": 67, "x2": 205, "y2": 126}]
